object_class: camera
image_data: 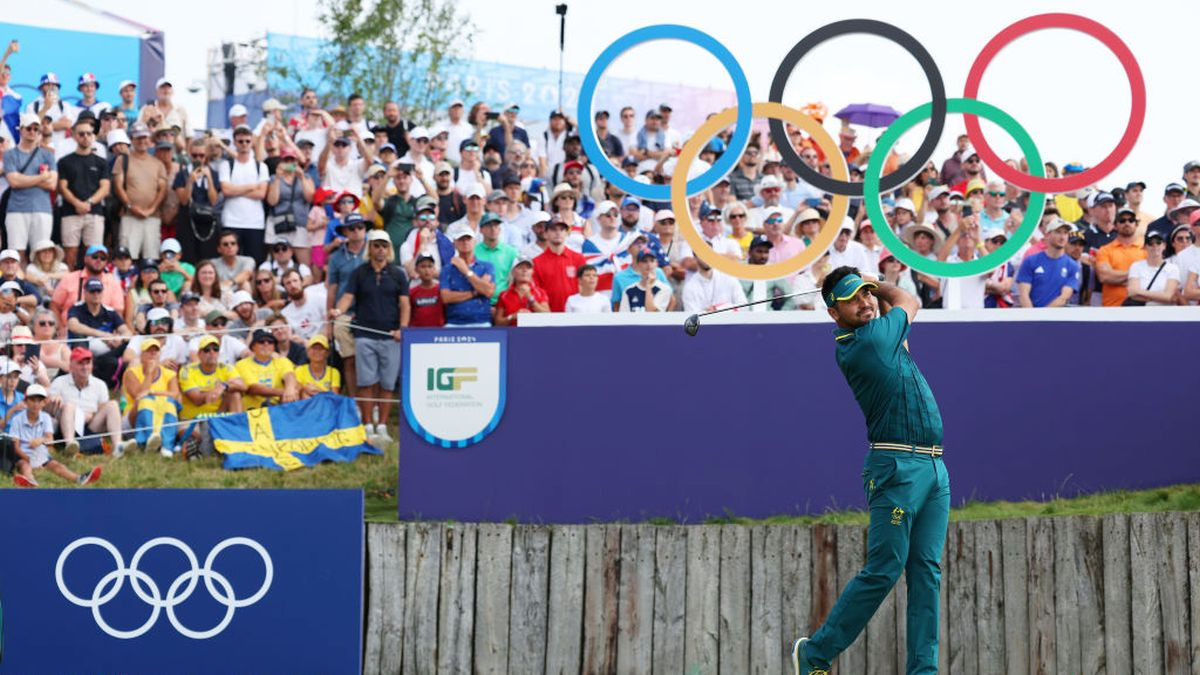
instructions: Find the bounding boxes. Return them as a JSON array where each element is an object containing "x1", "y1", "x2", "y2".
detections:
[{"x1": 555, "y1": 4, "x2": 567, "y2": 16}]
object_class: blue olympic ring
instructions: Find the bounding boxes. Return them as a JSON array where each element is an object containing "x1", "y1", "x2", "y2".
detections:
[{"x1": 576, "y1": 24, "x2": 753, "y2": 201}]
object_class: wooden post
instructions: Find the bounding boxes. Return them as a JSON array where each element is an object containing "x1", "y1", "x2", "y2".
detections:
[
  {"x1": 1157, "y1": 513, "x2": 1191, "y2": 674},
  {"x1": 582, "y1": 525, "x2": 621, "y2": 675},
  {"x1": 947, "y1": 521, "x2": 978, "y2": 675},
  {"x1": 749, "y1": 525, "x2": 784, "y2": 673},
  {"x1": 508, "y1": 526, "x2": 550, "y2": 675},
  {"x1": 836, "y1": 524, "x2": 867, "y2": 674},
  {"x1": 403, "y1": 523, "x2": 441, "y2": 675},
  {"x1": 719, "y1": 525, "x2": 752, "y2": 674},
  {"x1": 1027, "y1": 517, "x2": 1055, "y2": 675},
  {"x1": 546, "y1": 525, "x2": 585, "y2": 675},
  {"x1": 1000, "y1": 518, "x2": 1028, "y2": 675},
  {"x1": 651, "y1": 526, "x2": 687, "y2": 675},
  {"x1": 1102, "y1": 514, "x2": 1132, "y2": 674},
  {"x1": 1131, "y1": 513, "x2": 1164, "y2": 673},
  {"x1": 1053, "y1": 517, "x2": 1082, "y2": 674},
  {"x1": 684, "y1": 525, "x2": 720, "y2": 673},
  {"x1": 364, "y1": 524, "x2": 405, "y2": 675},
  {"x1": 974, "y1": 520, "x2": 1004, "y2": 675},
  {"x1": 438, "y1": 523, "x2": 478, "y2": 673},
  {"x1": 616, "y1": 525, "x2": 655, "y2": 674},
  {"x1": 474, "y1": 524, "x2": 514, "y2": 674},
  {"x1": 780, "y1": 525, "x2": 813, "y2": 667}
]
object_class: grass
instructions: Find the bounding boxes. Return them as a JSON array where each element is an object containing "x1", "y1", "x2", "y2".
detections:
[{"x1": 8, "y1": 444, "x2": 1199, "y2": 526}]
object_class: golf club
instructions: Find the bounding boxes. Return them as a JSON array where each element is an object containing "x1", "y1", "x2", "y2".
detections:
[{"x1": 683, "y1": 288, "x2": 823, "y2": 336}]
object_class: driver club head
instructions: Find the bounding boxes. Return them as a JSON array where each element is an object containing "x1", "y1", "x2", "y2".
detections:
[{"x1": 683, "y1": 314, "x2": 700, "y2": 337}]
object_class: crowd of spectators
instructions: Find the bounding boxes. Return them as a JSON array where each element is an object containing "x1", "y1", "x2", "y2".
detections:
[{"x1": 1, "y1": 38, "x2": 1198, "y2": 478}]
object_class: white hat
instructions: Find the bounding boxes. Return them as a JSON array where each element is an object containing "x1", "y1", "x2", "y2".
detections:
[
  {"x1": 160, "y1": 238, "x2": 182, "y2": 254},
  {"x1": 928, "y1": 185, "x2": 950, "y2": 200},
  {"x1": 261, "y1": 98, "x2": 285, "y2": 112},
  {"x1": 366, "y1": 229, "x2": 392, "y2": 245},
  {"x1": 893, "y1": 198, "x2": 916, "y2": 214},
  {"x1": 154, "y1": 77, "x2": 172, "y2": 89},
  {"x1": 118, "y1": 79, "x2": 136, "y2": 91},
  {"x1": 594, "y1": 200, "x2": 618, "y2": 215},
  {"x1": 0, "y1": 281, "x2": 22, "y2": 295},
  {"x1": 446, "y1": 222, "x2": 478, "y2": 241},
  {"x1": 24, "y1": 384, "x2": 47, "y2": 399},
  {"x1": 653, "y1": 209, "x2": 676, "y2": 222},
  {"x1": 228, "y1": 104, "x2": 248, "y2": 119},
  {"x1": 838, "y1": 216, "x2": 856, "y2": 236},
  {"x1": 146, "y1": 307, "x2": 171, "y2": 322},
  {"x1": 510, "y1": 256, "x2": 534, "y2": 271},
  {"x1": 0, "y1": 357, "x2": 19, "y2": 376},
  {"x1": 409, "y1": 126, "x2": 431, "y2": 140},
  {"x1": 1045, "y1": 218, "x2": 1077, "y2": 234},
  {"x1": 463, "y1": 184, "x2": 487, "y2": 200},
  {"x1": 1169, "y1": 198, "x2": 1200, "y2": 216},
  {"x1": 982, "y1": 227, "x2": 1008, "y2": 241},
  {"x1": 755, "y1": 174, "x2": 784, "y2": 196},
  {"x1": 230, "y1": 290, "x2": 254, "y2": 308},
  {"x1": 530, "y1": 211, "x2": 552, "y2": 225},
  {"x1": 960, "y1": 144, "x2": 977, "y2": 159},
  {"x1": 0, "y1": 249, "x2": 19, "y2": 262},
  {"x1": 636, "y1": 159, "x2": 658, "y2": 174},
  {"x1": 106, "y1": 129, "x2": 131, "y2": 147},
  {"x1": 795, "y1": 208, "x2": 821, "y2": 223},
  {"x1": 18, "y1": 112, "x2": 40, "y2": 128}
]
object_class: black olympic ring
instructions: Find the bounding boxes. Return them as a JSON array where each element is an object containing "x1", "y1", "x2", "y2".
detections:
[{"x1": 768, "y1": 19, "x2": 947, "y2": 197}]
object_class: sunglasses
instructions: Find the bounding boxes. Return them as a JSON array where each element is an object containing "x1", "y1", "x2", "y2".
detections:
[
  {"x1": 1146, "y1": 238, "x2": 1165, "y2": 244},
  {"x1": 338, "y1": 198, "x2": 357, "y2": 205},
  {"x1": 370, "y1": 241, "x2": 390, "y2": 247},
  {"x1": 658, "y1": 219, "x2": 676, "y2": 225},
  {"x1": 964, "y1": 158, "x2": 980, "y2": 163},
  {"x1": 765, "y1": 218, "x2": 784, "y2": 225},
  {"x1": 151, "y1": 289, "x2": 168, "y2": 294},
  {"x1": 704, "y1": 214, "x2": 722, "y2": 221},
  {"x1": 255, "y1": 278, "x2": 274, "y2": 284},
  {"x1": 1175, "y1": 235, "x2": 1194, "y2": 241},
  {"x1": 272, "y1": 244, "x2": 291, "y2": 253},
  {"x1": 36, "y1": 320, "x2": 54, "y2": 327},
  {"x1": 987, "y1": 191, "x2": 1005, "y2": 197},
  {"x1": 417, "y1": 213, "x2": 436, "y2": 221},
  {"x1": 150, "y1": 318, "x2": 172, "y2": 326},
  {"x1": 989, "y1": 237, "x2": 1007, "y2": 245},
  {"x1": 728, "y1": 213, "x2": 746, "y2": 219},
  {"x1": 23, "y1": 125, "x2": 40, "y2": 132},
  {"x1": 235, "y1": 139, "x2": 253, "y2": 145},
  {"x1": 1117, "y1": 217, "x2": 1136, "y2": 223},
  {"x1": 90, "y1": 254, "x2": 108, "y2": 261},
  {"x1": 200, "y1": 345, "x2": 220, "y2": 353},
  {"x1": 190, "y1": 154, "x2": 207, "y2": 160}
]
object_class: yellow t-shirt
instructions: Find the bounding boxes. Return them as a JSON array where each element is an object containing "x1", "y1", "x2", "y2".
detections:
[
  {"x1": 294, "y1": 363, "x2": 341, "y2": 394},
  {"x1": 1054, "y1": 194, "x2": 1083, "y2": 223},
  {"x1": 235, "y1": 356, "x2": 295, "y2": 409},
  {"x1": 179, "y1": 363, "x2": 239, "y2": 419},
  {"x1": 123, "y1": 363, "x2": 176, "y2": 410}
]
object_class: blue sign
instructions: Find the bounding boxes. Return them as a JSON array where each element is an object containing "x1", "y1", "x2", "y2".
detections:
[
  {"x1": 0, "y1": 489, "x2": 362, "y2": 674},
  {"x1": 402, "y1": 330, "x2": 508, "y2": 448}
]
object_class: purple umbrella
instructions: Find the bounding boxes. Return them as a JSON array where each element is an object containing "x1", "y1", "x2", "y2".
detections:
[{"x1": 834, "y1": 103, "x2": 902, "y2": 128}]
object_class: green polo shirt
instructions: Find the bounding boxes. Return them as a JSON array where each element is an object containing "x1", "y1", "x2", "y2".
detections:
[
  {"x1": 474, "y1": 240, "x2": 518, "y2": 304},
  {"x1": 833, "y1": 307, "x2": 943, "y2": 446}
]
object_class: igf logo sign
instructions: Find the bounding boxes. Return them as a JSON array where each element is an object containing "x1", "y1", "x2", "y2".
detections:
[{"x1": 426, "y1": 367, "x2": 477, "y2": 391}]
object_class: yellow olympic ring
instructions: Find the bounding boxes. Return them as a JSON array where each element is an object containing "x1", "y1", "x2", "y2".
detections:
[{"x1": 672, "y1": 102, "x2": 850, "y2": 281}]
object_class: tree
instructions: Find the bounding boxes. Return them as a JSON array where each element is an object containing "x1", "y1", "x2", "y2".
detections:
[{"x1": 277, "y1": 0, "x2": 474, "y2": 124}]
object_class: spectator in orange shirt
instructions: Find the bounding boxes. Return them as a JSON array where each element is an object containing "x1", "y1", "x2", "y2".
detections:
[
  {"x1": 51, "y1": 244, "x2": 124, "y2": 324},
  {"x1": 1095, "y1": 207, "x2": 1147, "y2": 306}
]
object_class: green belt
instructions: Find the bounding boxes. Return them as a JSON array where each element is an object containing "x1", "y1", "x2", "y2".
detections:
[{"x1": 869, "y1": 442, "x2": 944, "y2": 457}]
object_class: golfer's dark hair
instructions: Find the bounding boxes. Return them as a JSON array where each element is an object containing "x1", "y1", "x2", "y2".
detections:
[
  {"x1": 822, "y1": 266, "x2": 862, "y2": 301},
  {"x1": 578, "y1": 264, "x2": 597, "y2": 276}
]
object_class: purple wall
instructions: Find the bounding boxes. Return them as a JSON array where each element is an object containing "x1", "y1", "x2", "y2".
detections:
[{"x1": 398, "y1": 321, "x2": 1200, "y2": 523}]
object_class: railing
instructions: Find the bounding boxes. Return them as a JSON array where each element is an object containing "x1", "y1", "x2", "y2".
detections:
[{"x1": 363, "y1": 512, "x2": 1196, "y2": 674}]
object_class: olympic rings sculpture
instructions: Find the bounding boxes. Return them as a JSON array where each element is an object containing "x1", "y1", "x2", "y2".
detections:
[
  {"x1": 56, "y1": 536, "x2": 273, "y2": 640},
  {"x1": 577, "y1": 13, "x2": 1145, "y2": 279}
]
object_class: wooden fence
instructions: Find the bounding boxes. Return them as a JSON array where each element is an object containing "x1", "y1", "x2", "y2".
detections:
[{"x1": 362, "y1": 512, "x2": 1197, "y2": 674}]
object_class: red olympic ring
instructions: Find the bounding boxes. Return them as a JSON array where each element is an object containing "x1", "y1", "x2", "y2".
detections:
[{"x1": 962, "y1": 13, "x2": 1146, "y2": 194}]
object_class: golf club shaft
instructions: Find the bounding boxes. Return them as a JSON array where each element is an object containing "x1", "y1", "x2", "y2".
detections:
[{"x1": 695, "y1": 288, "x2": 823, "y2": 319}]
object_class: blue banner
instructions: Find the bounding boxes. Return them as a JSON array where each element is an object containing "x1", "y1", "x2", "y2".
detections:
[
  {"x1": 0, "y1": 489, "x2": 362, "y2": 674},
  {"x1": 210, "y1": 394, "x2": 381, "y2": 471}
]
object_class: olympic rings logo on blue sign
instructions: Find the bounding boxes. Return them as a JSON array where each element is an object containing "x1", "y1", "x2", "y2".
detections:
[
  {"x1": 577, "y1": 14, "x2": 1145, "y2": 278},
  {"x1": 55, "y1": 536, "x2": 273, "y2": 640}
]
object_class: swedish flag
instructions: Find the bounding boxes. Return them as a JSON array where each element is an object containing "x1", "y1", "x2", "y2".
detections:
[{"x1": 210, "y1": 394, "x2": 382, "y2": 471}]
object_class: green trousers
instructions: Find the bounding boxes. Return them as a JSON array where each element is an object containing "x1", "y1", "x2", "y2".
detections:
[{"x1": 806, "y1": 450, "x2": 950, "y2": 674}]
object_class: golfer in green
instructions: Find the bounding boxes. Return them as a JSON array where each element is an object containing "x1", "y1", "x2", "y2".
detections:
[{"x1": 793, "y1": 266, "x2": 950, "y2": 675}]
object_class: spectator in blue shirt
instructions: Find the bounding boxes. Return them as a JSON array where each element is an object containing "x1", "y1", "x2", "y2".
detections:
[
  {"x1": 1016, "y1": 218, "x2": 1081, "y2": 307},
  {"x1": 440, "y1": 223, "x2": 496, "y2": 327}
]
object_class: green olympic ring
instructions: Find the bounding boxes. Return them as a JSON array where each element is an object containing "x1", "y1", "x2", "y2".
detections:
[{"x1": 864, "y1": 97, "x2": 1045, "y2": 278}]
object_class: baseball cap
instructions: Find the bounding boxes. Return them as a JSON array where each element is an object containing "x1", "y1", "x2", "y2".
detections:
[
  {"x1": 823, "y1": 273, "x2": 878, "y2": 308},
  {"x1": 414, "y1": 195, "x2": 437, "y2": 213},
  {"x1": 464, "y1": 184, "x2": 487, "y2": 200},
  {"x1": 155, "y1": 77, "x2": 171, "y2": 89},
  {"x1": 409, "y1": 126, "x2": 431, "y2": 140},
  {"x1": 70, "y1": 347, "x2": 93, "y2": 363},
  {"x1": 179, "y1": 292, "x2": 200, "y2": 304},
  {"x1": 504, "y1": 103, "x2": 521, "y2": 113},
  {"x1": 197, "y1": 335, "x2": 220, "y2": 351},
  {"x1": 140, "y1": 258, "x2": 159, "y2": 270},
  {"x1": 595, "y1": 200, "x2": 618, "y2": 216},
  {"x1": 446, "y1": 222, "x2": 478, "y2": 240},
  {"x1": 965, "y1": 178, "x2": 986, "y2": 195},
  {"x1": 307, "y1": 334, "x2": 330, "y2": 350},
  {"x1": 153, "y1": 140, "x2": 174, "y2": 153},
  {"x1": 479, "y1": 212, "x2": 502, "y2": 227},
  {"x1": 366, "y1": 229, "x2": 392, "y2": 245},
  {"x1": 1045, "y1": 218, "x2": 1076, "y2": 234},
  {"x1": 146, "y1": 307, "x2": 171, "y2": 322},
  {"x1": 84, "y1": 278, "x2": 104, "y2": 292},
  {"x1": 365, "y1": 163, "x2": 387, "y2": 177},
  {"x1": 18, "y1": 112, "x2": 40, "y2": 129},
  {"x1": 486, "y1": 189, "x2": 508, "y2": 203},
  {"x1": 1125, "y1": 181, "x2": 1147, "y2": 191},
  {"x1": 1144, "y1": 230, "x2": 1166, "y2": 244},
  {"x1": 435, "y1": 161, "x2": 453, "y2": 175},
  {"x1": 510, "y1": 256, "x2": 534, "y2": 271},
  {"x1": 1117, "y1": 206, "x2": 1137, "y2": 218},
  {"x1": 1067, "y1": 230, "x2": 1087, "y2": 245},
  {"x1": 85, "y1": 244, "x2": 108, "y2": 258},
  {"x1": 24, "y1": 384, "x2": 47, "y2": 399},
  {"x1": 415, "y1": 255, "x2": 436, "y2": 266},
  {"x1": 654, "y1": 209, "x2": 676, "y2": 222},
  {"x1": 231, "y1": 290, "x2": 254, "y2": 308},
  {"x1": 332, "y1": 136, "x2": 352, "y2": 147},
  {"x1": 621, "y1": 196, "x2": 642, "y2": 209},
  {"x1": 228, "y1": 104, "x2": 248, "y2": 119},
  {"x1": 118, "y1": 80, "x2": 136, "y2": 91},
  {"x1": 748, "y1": 235, "x2": 774, "y2": 250},
  {"x1": 205, "y1": 310, "x2": 228, "y2": 325},
  {"x1": 261, "y1": 98, "x2": 285, "y2": 112},
  {"x1": 1086, "y1": 192, "x2": 1115, "y2": 208},
  {"x1": 621, "y1": 156, "x2": 639, "y2": 168},
  {"x1": 160, "y1": 238, "x2": 182, "y2": 255},
  {"x1": 893, "y1": 198, "x2": 916, "y2": 213},
  {"x1": 530, "y1": 211, "x2": 552, "y2": 226},
  {"x1": 448, "y1": 99, "x2": 465, "y2": 108},
  {"x1": 128, "y1": 122, "x2": 150, "y2": 138},
  {"x1": 1184, "y1": 160, "x2": 1200, "y2": 174},
  {"x1": 1165, "y1": 182, "x2": 1186, "y2": 195},
  {"x1": 982, "y1": 227, "x2": 1008, "y2": 241},
  {"x1": 698, "y1": 202, "x2": 721, "y2": 220},
  {"x1": 251, "y1": 329, "x2": 277, "y2": 345},
  {"x1": 927, "y1": 185, "x2": 950, "y2": 200},
  {"x1": 563, "y1": 160, "x2": 583, "y2": 173},
  {"x1": 636, "y1": 249, "x2": 658, "y2": 262},
  {"x1": 0, "y1": 281, "x2": 22, "y2": 296},
  {"x1": 140, "y1": 336, "x2": 163, "y2": 351},
  {"x1": 459, "y1": 139, "x2": 480, "y2": 152},
  {"x1": 0, "y1": 249, "x2": 19, "y2": 263},
  {"x1": 106, "y1": 129, "x2": 131, "y2": 147}
]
